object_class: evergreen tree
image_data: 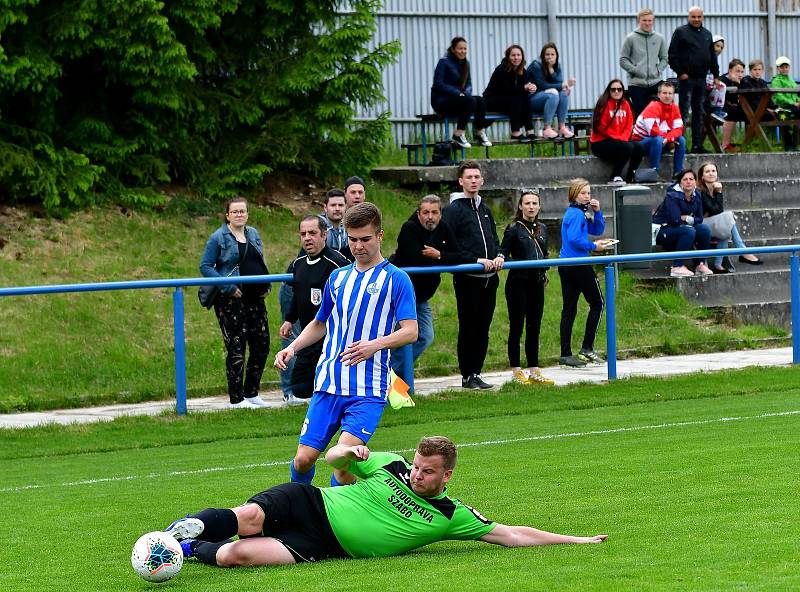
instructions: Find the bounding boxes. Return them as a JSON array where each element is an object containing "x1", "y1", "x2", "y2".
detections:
[{"x1": 0, "y1": 0, "x2": 400, "y2": 210}]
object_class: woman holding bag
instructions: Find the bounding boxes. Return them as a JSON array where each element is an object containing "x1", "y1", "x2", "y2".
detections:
[
  {"x1": 200, "y1": 197, "x2": 271, "y2": 408},
  {"x1": 696, "y1": 162, "x2": 762, "y2": 273}
]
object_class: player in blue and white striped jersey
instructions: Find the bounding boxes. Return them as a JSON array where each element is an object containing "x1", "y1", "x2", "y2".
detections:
[{"x1": 275, "y1": 203, "x2": 418, "y2": 487}]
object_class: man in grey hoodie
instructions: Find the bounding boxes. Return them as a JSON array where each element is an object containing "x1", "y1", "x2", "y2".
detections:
[{"x1": 620, "y1": 8, "x2": 668, "y2": 117}]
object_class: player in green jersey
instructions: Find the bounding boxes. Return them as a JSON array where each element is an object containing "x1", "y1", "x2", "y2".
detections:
[{"x1": 163, "y1": 436, "x2": 607, "y2": 567}]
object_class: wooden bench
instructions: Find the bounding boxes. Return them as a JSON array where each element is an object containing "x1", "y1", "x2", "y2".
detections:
[{"x1": 402, "y1": 111, "x2": 594, "y2": 165}]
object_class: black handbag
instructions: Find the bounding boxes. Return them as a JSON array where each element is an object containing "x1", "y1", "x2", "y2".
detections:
[{"x1": 197, "y1": 264, "x2": 239, "y2": 309}]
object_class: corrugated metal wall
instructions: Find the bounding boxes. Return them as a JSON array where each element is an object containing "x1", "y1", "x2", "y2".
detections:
[{"x1": 353, "y1": 1, "x2": 800, "y2": 144}]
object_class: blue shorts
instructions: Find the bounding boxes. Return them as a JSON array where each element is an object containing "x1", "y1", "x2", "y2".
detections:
[{"x1": 298, "y1": 392, "x2": 387, "y2": 451}]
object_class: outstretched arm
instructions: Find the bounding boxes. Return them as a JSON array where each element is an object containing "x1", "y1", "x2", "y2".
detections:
[{"x1": 479, "y1": 523, "x2": 607, "y2": 547}]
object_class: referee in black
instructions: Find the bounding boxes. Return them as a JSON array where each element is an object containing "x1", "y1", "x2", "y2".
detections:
[{"x1": 279, "y1": 216, "x2": 349, "y2": 398}]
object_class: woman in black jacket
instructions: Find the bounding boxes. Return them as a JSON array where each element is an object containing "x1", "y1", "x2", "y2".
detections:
[
  {"x1": 500, "y1": 190, "x2": 554, "y2": 385},
  {"x1": 430, "y1": 37, "x2": 491, "y2": 148},
  {"x1": 483, "y1": 44, "x2": 538, "y2": 142}
]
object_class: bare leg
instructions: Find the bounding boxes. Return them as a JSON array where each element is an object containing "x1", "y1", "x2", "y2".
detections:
[
  {"x1": 722, "y1": 121, "x2": 735, "y2": 146},
  {"x1": 293, "y1": 443, "x2": 321, "y2": 474},
  {"x1": 216, "y1": 537, "x2": 296, "y2": 567},
  {"x1": 333, "y1": 431, "x2": 366, "y2": 485}
]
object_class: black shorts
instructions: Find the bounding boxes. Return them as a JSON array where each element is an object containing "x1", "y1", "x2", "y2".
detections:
[
  {"x1": 289, "y1": 342, "x2": 322, "y2": 399},
  {"x1": 724, "y1": 106, "x2": 747, "y2": 122},
  {"x1": 246, "y1": 483, "x2": 347, "y2": 563}
]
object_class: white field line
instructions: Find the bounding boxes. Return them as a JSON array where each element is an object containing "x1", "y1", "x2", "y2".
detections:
[{"x1": 3, "y1": 409, "x2": 799, "y2": 494}]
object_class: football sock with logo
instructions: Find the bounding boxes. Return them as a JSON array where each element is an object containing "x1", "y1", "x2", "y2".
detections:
[
  {"x1": 191, "y1": 539, "x2": 232, "y2": 566},
  {"x1": 290, "y1": 461, "x2": 316, "y2": 484},
  {"x1": 190, "y1": 508, "x2": 238, "y2": 542}
]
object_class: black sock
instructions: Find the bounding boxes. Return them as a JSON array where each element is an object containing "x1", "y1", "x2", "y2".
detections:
[
  {"x1": 190, "y1": 508, "x2": 238, "y2": 542},
  {"x1": 192, "y1": 539, "x2": 232, "y2": 566}
]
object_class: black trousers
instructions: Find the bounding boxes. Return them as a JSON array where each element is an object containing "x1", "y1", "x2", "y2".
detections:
[
  {"x1": 484, "y1": 94, "x2": 533, "y2": 133},
  {"x1": 435, "y1": 95, "x2": 488, "y2": 131},
  {"x1": 505, "y1": 274, "x2": 545, "y2": 368},
  {"x1": 628, "y1": 84, "x2": 660, "y2": 118},
  {"x1": 590, "y1": 139, "x2": 645, "y2": 181},
  {"x1": 214, "y1": 295, "x2": 270, "y2": 403},
  {"x1": 678, "y1": 77, "x2": 708, "y2": 148},
  {"x1": 453, "y1": 273, "x2": 498, "y2": 377},
  {"x1": 558, "y1": 265, "x2": 604, "y2": 357}
]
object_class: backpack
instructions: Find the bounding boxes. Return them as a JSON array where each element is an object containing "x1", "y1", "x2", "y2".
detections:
[{"x1": 428, "y1": 142, "x2": 455, "y2": 166}]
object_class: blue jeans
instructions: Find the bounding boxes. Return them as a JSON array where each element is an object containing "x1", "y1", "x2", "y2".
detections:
[
  {"x1": 529, "y1": 89, "x2": 569, "y2": 127},
  {"x1": 638, "y1": 135, "x2": 686, "y2": 174},
  {"x1": 656, "y1": 223, "x2": 711, "y2": 267},
  {"x1": 713, "y1": 223, "x2": 746, "y2": 267},
  {"x1": 391, "y1": 300, "x2": 433, "y2": 380}
]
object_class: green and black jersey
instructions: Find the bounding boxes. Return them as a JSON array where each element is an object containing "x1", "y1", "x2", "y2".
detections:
[{"x1": 320, "y1": 452, "x2": 496, "y2": 558}]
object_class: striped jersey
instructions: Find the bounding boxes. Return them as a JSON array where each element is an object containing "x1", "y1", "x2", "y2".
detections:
[{"x1": 313, "y1": 259, "x2": 416, "y2": 398}]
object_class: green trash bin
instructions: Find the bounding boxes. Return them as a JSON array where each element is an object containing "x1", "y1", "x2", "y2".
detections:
[{"x1": 612, "y1": 186, "x2": 652, "y2": 270}]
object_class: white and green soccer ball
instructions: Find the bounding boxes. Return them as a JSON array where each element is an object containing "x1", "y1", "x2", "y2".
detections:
[{"x1": 131, "y1": 531, "x2": 183, "y2": 583}]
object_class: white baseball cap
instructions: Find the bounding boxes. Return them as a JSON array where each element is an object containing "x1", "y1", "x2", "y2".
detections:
[{"x1": 776, "y1": 56, "x2": 791, "y2": 67}]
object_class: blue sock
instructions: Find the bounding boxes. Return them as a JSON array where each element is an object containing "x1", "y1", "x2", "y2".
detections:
[
  {"x1": 330, "y1": 473, "x2": 342, "y2": 487},
  {"x1": 290, "y1": 461, "x2": 315, "y2": 484}
]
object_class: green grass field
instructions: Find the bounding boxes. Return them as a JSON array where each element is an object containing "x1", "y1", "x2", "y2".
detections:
[{"x1": 3, "y1": 367, "x2": 799, "y2": 591}]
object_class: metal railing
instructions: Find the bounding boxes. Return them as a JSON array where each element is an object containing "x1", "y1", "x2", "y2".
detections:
[{"x1": 1, "y1": 245, "x2": 798, "y2": 415}]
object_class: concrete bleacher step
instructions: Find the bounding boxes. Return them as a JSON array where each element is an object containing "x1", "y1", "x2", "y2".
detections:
[
  {"x1": 641, "y1": 237, "x2": 795, "y2": 274},
  {"x1": 707, "y1": 301, "x2": 793, "y2": 327}
]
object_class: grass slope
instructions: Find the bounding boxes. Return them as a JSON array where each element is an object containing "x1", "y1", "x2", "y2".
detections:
[{"x1": 1, "y1": 368, "x2": 799, "y2": 591}]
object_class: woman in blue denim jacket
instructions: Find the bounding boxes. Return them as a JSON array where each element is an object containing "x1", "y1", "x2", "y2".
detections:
[
  {"x1": 527, "y1": 42, "x2": 576, "y2": 139},
  {"x1": 200, "y1": 197, "x2": 271, "y2": 408}
]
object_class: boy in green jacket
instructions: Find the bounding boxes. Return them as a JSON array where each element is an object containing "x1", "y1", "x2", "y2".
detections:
[{"x1": 770, "y1": 56, "x2": 800, "y2": 149}]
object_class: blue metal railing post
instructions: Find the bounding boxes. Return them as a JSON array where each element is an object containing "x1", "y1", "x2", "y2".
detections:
[
  {"x1": 173, "y1": 288, "x2": 187, "y2": 415},
  {"x1": 791, "y1": 252, "x2": 800, "y2": 364},
  {"x1": 604, "y1": 263, "x2": 617, "y2": 380}
]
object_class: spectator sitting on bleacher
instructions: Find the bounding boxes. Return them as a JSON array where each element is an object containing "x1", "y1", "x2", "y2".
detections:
[
  {"x1": 696, "y1": 161, "x2": 761, "y2": 273},
  {"x1": 740, "y1": 59, "x2": 777, "y2": 120},
  {"x1": 526, "y1": 42, "x2": 576, "y2": 139},
  {"x1": 719, "y1": 59, "x2": 746, "y2": 152},
  {"x1": 632, "y1": 81, "x2": 686, "y2": 179},
  {"x1": 483, "y1": 44, "x2": 538, "y2": 142},
  {"x1": 430, "y1": 37, "x2": 492, "y2": 149},
  {"x1": 770, "y1": 56, "x2": 800, "y2": 151},
  {"x1": 589, "y1": 79, "x2": 645, "y2": 186},
  {"x1": 652, "y1": 169, "x2": 712, "y2": 278}
]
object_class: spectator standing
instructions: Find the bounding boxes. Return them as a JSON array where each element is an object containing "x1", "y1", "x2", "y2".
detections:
[
  {"x1": 770, "y1": 56, "x2": 800, "y2": 151},
  {"x1": 200, "y1": 197, "x2": 271, "y2": 408},
  {"x1": 696, "y1": 161, "x2": 761, "y2": 272},
  {"x1": 652, "y1": 169, "x2": 712, "y2": 277},
  {"x1": 706, "y1": 35, "x2": 727, "y2": 123},
  {"x1": 319, "y1": 188, "x2": 347, "y2": 252},
  {"x1": 274, "y1": 203, "x2": 417, "y2": 487},
  {"x1": 590, "y1": 79, "x2": 645, "y2": 185},
  {"x1": 499, "y1": 190, "x2": 553, "y2": 385},
  {"x1": 632, "y1": 81, "x2": 686, "y2": 178},
  {"x1": 719, "y1": 59, "x2": 746, "y2": 152},
  {"x1": 619, "y1": 8, "x2": 668, "y2": 117},
  {"x1": 343, "y1": 176, "x2": 366, "y2": 209},
  {"x1": 390, "y1": 195, "x2": 470, "y2": 379},
  {"x1": 279, "y1": 216, "x2": 350, "y2": 400},
  {"x1": 527, "y1": 42, "x2": 576, "y2": 139},
  {"x1": 558, "y1": 179, "x2": 610, "y2": 368},
  {"x1": 483, "y1": 44, "x2": 537, "y2": 142},
  {"x1": 668, "y1": 6, "x2": 718, "y2": 153},
  {"x1": 430, "y1": 36, "x2": 492, "y2": 148},
  {"x1": 441, "y1": 161, "x2": 505, "y2": 389}
]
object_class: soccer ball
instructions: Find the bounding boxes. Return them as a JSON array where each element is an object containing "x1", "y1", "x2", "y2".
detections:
[{"x1": 131, "y1": 531, "x2": 184, "y2": 583}]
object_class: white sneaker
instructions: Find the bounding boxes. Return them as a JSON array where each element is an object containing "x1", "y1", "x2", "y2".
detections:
[
  {"x1": 284, "y1": 393, "x2": 307, "y2": 407},
  {"x1": 451, "y1": 134, "x2": 471, "y2": 149},
  {"x1": 164, "y1": 517, "x2": 204, "y2": 541},
  {"x1": 610, "y1": 176, "x2": 626, "y2": 187},
  {"x1": 230, "y1": 398, "x2": 260, "y2": 408},
  {"x1": 476, "y1": 132, "x2": 492, "y2": 147}
]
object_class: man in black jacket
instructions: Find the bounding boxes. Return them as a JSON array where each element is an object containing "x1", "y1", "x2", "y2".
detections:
[
  {"x1": 441, "y1": 161, "x2": 505, "y2": 390},
  {"x1": 668, "y1": 6, "x2": 718, "y2": 153},
  {"x1": 390, "y1": 195, "x2": 469, "y2": 379}
]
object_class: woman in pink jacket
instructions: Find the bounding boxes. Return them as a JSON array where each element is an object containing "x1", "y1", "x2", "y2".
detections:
[{"x1": 590, "y1": 79, "x2": 645, "y2": 186}]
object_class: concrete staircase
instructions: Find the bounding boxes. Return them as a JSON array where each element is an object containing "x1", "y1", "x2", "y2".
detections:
[{"x1": 372, "y1": 152, "x2": 800, "y2": 327}]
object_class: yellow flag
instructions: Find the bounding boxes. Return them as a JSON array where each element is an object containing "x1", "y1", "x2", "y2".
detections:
[{"x1": 387, "y1": 370, "x2": 415, "y2": 410}]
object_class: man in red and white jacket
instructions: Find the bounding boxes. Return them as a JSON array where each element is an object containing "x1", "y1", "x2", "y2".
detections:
[{"x1": 632, "y1": 80, "x2": 686, "y2": 179}]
